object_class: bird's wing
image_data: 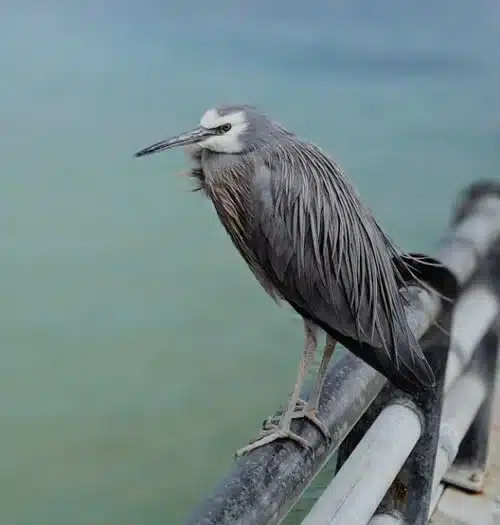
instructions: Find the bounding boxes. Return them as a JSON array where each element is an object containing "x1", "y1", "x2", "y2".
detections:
[{"x1": 250, "y1": 145, "x2": 434, "y2": 392}]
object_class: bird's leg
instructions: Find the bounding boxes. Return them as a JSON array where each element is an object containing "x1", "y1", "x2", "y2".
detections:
[
  {"x1": 261, "y1": 322, "x2": 318, "y2": 428},
  {"x1": 235, "y1": 324, "x2": 318, "y2": 457},
  {"x1": 308, "y1": 336, "x2": 336, "y2": 410},
  {"x1": 261, "y1": 329, "x2": 335, "y2": 442},
  {"x1": 291, "y1": 336, "x2": 336, "y2": 441}
]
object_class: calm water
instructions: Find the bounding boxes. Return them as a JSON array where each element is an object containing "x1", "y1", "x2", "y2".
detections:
[{"x1": 1, "y1": 2, "x2": 499, "y2": 524}]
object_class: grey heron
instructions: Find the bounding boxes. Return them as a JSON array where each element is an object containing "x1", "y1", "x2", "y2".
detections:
[{"x1": 134, "y1": 104, "x2": 443, "y2": 457}]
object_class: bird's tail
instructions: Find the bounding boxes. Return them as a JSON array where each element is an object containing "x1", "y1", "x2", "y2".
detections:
[
  {"x1": 372, "y1": 250, "x2": 459, "y2": 394},
  {"x1": 378, "y1": 323, "x2": 435, "y2": 394},
  {"x1": 335, "y1": 320, "x2": 435, "y2": 396}
]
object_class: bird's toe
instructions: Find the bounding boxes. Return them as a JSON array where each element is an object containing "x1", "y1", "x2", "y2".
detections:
[
  {"x1": 235, "y1": 425, "x2": 313, "y2": 459},
  {"x1": 261, "y1": 398, "x2": 308, "y2": 429},
  {"x1": 292, "y1": 408, "x2": 331, "y2": 442}
]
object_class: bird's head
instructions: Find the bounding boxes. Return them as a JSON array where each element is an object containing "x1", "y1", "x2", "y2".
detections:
[{"x1": 134, "y1": 105, "x2": 274, "y2": 158}]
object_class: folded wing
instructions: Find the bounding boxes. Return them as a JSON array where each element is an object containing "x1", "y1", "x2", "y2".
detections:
[{"x1": 251, "y1": 144, "x2": 435, "y2": 393}]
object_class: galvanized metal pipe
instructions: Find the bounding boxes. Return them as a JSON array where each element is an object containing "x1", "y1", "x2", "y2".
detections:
[
  {"x1": 184, "y1": 351, "x2": 386, "y2": 525},
  {"x1": 434, "y1": 370, "x2": 487, "y2": 493},
  {"x1": 437, "y1": 194, "x2": 500, "y2": 285},
  {"x1": 301, "y1": 403, "x2": 422, "y2": 525},
  {"x1": 367, "y1": 369, "x2": 488, "y2": 525},
  {"x1": 445, "y1": 286, "x2": 499, "y2": 390},
  {"x1": 303, "y1": 284, "x2": 496, "y2": 525}
]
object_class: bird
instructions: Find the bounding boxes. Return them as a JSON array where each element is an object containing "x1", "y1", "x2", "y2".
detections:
[{"x1": 134, "y1": 104, "x2": 437, "y2": 457}]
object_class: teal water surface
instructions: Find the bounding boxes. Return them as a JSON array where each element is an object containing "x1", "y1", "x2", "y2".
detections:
[{"x1": 1, "y1": 2, "x2": 499, "y2": 524}]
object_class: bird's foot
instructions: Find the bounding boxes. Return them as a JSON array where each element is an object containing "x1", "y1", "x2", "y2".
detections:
[
  {"x1": 261, "y1": 398, "x2": 307, "y2": 428},
  {"x1": 291, "y1": 407, "x2": 331, "y2": 442},
  {"x1": 235, "y1": 423, "x2": 313, "y2": 458},
  {"x1": 262, "y1": 403, "x2": 331, "y2": 442}
]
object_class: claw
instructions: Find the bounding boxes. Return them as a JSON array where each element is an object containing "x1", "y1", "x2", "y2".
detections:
[
  {"x1": 261, "y1": 403, "x2": 331, "y2": 443},
  {"x1": 235, "y1": 424, "x2": 314, "y2": 458},
  {"x1": 291, "y1": 408, "x2": 331, "y2": 442},
  {"x1": 261, "y1": 398, "x2": 308, "y2": 429}
]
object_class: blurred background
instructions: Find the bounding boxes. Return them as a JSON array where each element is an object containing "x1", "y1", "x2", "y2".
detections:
[{"x1": 0, "y1": 1, "x2": 499, "y2": 524}]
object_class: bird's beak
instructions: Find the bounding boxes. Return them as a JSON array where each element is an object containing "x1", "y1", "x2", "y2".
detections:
[{"x1": 134, "y1": 127, "x2": 213, "y2": 158}]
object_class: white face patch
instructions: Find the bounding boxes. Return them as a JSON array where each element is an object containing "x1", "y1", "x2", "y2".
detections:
[
  {"x1": 200, "y1": 109, "x2": 220, "y2": 129},
  {"x1": 198, "y1": 108, "x2": 248, "y2": 153}
]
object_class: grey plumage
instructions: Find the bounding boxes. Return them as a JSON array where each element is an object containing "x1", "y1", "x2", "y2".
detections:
[{"x1": 135, "y1": 104, "x2": 435, "y2": 456}]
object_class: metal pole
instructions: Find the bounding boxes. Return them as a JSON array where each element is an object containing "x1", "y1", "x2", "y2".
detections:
[
  {"x1": 445, "y1": 286, "x2": 498, "y2": 390},
  {"x1": 434, "y1": 367, "x2": 488, "y2": 492},
  {"x1": 443, "y1": 327, "x2": 500, "y2": 492},
  {"x1": 368, "y1": 365, "x2": 488, "y2": 525},
  {"x1": 184, "y1": 352, "x2": 386, "y2": 525},
  {"x1": 301, "y1": 403, "x2": 422, "y2": 525},
  {"x1": 302, "y1": 354, "x2": 487, "y2": 525}
]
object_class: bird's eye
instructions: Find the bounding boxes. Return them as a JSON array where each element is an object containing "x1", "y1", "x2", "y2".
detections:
[{"x1": 219, "y1": 123, "x2": 232, "y2": 133}]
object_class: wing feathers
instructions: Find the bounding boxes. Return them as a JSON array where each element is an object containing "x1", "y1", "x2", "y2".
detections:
[{"x1": 251, "y1": 142, "x2": 435, "y2": 392}]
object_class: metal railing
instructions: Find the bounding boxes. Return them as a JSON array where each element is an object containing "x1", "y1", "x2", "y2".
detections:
[{"x1": 183, "y1": 180, "x2": 500, "y2": 525}]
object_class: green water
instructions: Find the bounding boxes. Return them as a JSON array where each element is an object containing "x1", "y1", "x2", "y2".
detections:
[{"x1": 1, "y1": 2, "x2": 499, "y2": 524}]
